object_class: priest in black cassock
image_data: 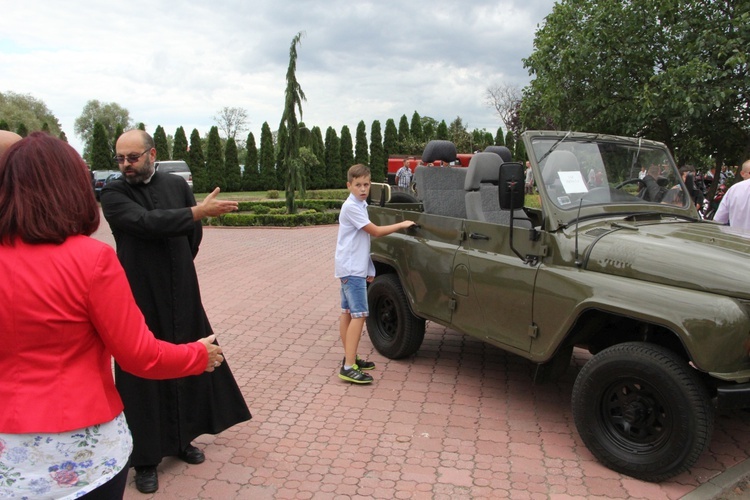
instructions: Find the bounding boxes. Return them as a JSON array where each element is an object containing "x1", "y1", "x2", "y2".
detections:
[{"x1": 101, "y1": 129, "x2": 251, "y2": 494}]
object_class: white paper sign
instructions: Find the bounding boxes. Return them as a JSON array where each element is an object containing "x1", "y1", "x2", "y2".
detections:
[{"x1": 558, "y1": 171, "x2": 589, "y2": 194}]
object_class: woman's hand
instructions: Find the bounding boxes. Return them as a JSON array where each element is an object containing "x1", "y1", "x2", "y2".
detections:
[{"x1": 198, "y1": 334, "x2": 224, "y2": 372}]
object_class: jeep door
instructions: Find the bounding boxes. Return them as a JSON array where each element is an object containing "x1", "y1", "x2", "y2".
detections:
[{"x1": 452, "y1": 219, "x2": 540, "y2": 352}]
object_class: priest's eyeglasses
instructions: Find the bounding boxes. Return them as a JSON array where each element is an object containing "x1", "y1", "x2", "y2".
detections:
[{"x1": 114, "y1": 150, "x2": 149, "y2": 164}]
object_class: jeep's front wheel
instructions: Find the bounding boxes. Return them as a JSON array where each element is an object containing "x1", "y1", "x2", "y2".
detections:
[
  {"x1": 366, "y1": 274, "x2": 425, "y2": 359},
  {"x1": 572, "y1": 342, "x2": 713, "y2": 482}
]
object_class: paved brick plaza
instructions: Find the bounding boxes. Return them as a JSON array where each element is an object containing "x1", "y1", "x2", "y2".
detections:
[{"x1": 91, "y1": 219, "x2": 750, "y2": 499}]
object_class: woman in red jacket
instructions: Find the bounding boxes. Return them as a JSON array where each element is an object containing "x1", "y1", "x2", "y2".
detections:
[{"x1": 0, "y1": 132, "x2": 225, "y2": 499}]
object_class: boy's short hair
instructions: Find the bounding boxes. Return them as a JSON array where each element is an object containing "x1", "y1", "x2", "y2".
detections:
[{"x1": 348, "y1": 164, "x2": 371, "y2": 183}]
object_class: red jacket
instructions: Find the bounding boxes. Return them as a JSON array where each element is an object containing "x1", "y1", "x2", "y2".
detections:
[{"x1": 0, "y1": 236, "x2": 208, "y2": 433}]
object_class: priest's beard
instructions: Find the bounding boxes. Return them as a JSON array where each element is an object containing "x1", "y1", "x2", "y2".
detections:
[{"x1": 123, "y1": 157, "x2": 155, "y2": 185}]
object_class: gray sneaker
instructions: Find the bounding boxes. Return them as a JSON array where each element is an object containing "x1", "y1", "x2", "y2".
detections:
[{"x1": 338, "y1": 364, "x2": 374, "y2": 384}]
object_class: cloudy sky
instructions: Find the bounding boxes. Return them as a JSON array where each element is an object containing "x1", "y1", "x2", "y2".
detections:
[{"x1": 2, "y1": 0, "x2": 557, "y2": 154}]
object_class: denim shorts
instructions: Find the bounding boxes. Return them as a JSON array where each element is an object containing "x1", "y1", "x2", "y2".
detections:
[{"x1": 340, "y1": 276, "x2": 368, "y2": 318}]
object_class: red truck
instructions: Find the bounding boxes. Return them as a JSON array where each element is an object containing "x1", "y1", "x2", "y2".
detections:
[{"x1": 386, "y1": 153, "x2": 473, "y2": 185}]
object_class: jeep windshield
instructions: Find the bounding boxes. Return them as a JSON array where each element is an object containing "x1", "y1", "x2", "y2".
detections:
[{"x1": 526, "y1": 131, "x2": 691, "y2": 213}]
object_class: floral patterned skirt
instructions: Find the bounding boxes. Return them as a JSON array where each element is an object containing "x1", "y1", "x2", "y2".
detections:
[{"x1": 0, "y1": 412, "x2": 132, "y2": 499}]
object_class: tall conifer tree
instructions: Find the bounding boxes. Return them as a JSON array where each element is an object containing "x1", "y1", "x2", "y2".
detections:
[
  {"x1": 324, "y1": 127, "x2": 341, "y2": 188},
  {"x1": 205, "y1": 126, "x2": 224, "y2": 190},
  {"x1": 91, "y1": 122, "x2": 112, "y2": 170},
  {"x1": 259, "y1": 122, "x2": 276, "y2": 191},
  {"x1": 383, "y1": 119, "x2": 398, "y2": 163},
  {"x1": 354, "y1": 120, "x2": 368, "y2": 166},
  {"x1": 173, "y1": 126, "x2": 189, "y2": 161},
  {"x1": 279, "y1": 31, "x2": 306, "y2": 212},
  {"x1": 340, "y1": 126, "x2": 354, "y2": 180},
  {"x1": 242, "y1": 131, "x2": 260, "y2": 191},
  {"x1": 369, "y1": 120, "x2": 385, "y2": 181},
  {"x1": 224, "y1": 136, "x2": 241, "y2": 192},
  {"x1": 189, "y1": 128, "x2": 207, "y2": 193},
  {"x1": 153, "y1": 125, "x2": 170, "y2": 160}
]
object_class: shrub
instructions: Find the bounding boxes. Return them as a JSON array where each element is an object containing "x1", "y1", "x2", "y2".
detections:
[
  {"x1": 211, "y1": 211, "x2": 339, "y2": 227},
  {"x1": 267, "y1": 190, "x2": 280, "y2": 199}
]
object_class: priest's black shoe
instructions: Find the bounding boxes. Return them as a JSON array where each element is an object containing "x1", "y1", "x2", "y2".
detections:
[
  {"x1": 178, "y1": 444, "x2": 205, "y2": 464},
  {"x1": 134, "y1": 466, "x2": 158, "y2": 494}
]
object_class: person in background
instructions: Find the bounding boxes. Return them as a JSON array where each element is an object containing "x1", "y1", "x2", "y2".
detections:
[
  {"x1": 714, "y1": 159, "x2": 750, "y2": 230},
  {"x1": 395, "y1": 159, "x2": 412, "y2": 188},
  {"x1": 0, "y1": 132, "x2": 225, "y2": 500},
  {"x1": 100, "y1": 130, "x2": 251, "y2": 494},
  {"x1": 524, "y1": 160, "x2": 534, "y2": 194},
  {"x1": 335, "y1": 164, "x2": 416, "y2": 384}
]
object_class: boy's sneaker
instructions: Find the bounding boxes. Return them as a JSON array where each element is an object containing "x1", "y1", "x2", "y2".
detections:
[
  {"x1": 339, "y1": 364, "x2": 374, "y2": 384},
  {"x1": 342, "y1": 356, "x2": 375, "y2": 371}
]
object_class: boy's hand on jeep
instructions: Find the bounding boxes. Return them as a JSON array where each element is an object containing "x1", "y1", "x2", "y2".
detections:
[{"x1": 401, "y1": 220, "x2": 417, "y2": 229}]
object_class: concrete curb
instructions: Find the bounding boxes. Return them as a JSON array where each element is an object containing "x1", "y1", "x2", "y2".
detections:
[{"x1": 683, "y1": 460, "x2": 750, "y2": 499}]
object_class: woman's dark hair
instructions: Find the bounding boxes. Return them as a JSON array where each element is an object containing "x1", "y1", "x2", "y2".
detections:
[{"x1": 0, "y1": 132, "x2": 100, "y2": 244}]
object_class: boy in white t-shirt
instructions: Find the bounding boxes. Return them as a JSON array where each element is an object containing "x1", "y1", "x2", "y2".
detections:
[{"x1": 334, "y1": 164, "x2": 416, "y2": 383}]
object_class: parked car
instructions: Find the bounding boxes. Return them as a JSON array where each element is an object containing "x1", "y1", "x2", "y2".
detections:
[
  {"x1": 103, "y1": 172, "x2": 122, "y2": 186},
  {"x1": 155, "y1": 160, "x2": 193, "y2": 190},
  {"x1": 92, "y1": 170, "x2": 117, "y2": 200}
]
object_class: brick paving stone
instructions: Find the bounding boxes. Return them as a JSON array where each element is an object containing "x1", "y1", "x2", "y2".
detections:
[{"x1": 91, "y1": 219, "x2": 750, "y2": 499}]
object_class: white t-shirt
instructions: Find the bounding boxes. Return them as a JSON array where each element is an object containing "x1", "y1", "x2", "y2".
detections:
[
  {"x1": 335, "y1": 193, "x2": 375, "y2": 278},
  {"x1": 714, "y1": 178, "x2": 750, "y2": 230}
]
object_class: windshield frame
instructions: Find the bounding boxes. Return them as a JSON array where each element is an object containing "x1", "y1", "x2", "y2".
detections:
[{"x1": 522, "y1": 131, "x2": 697, "y2": 230}]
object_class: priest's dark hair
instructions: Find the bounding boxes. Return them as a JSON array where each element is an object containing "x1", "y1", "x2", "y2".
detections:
[{"x1": 0, "y1": 132, "x2": 100, "y2": 245}]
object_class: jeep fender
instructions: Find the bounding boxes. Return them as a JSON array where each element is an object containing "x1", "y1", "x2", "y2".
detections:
[{"x1": 531, "y1": 266, "x2": 750, "y2": 377}]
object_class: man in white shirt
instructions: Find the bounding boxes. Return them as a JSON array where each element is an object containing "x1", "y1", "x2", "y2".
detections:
[{"x1": 714, "y1": 160, "x2": 750, "y2": 230}]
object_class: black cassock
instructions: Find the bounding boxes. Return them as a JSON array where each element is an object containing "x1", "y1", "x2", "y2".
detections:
[{"x1": 101, "y1": 172, "x2": 251, "y2": 467}]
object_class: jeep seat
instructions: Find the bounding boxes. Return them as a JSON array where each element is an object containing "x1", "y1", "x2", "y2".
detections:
[{"x1": 464, "y1": 153, "x2": 530, "y2": 226}]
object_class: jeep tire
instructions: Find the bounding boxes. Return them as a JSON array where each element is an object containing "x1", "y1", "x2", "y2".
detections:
[
  {"x1": 366, "y1": 274, "x2": 425, "y2": 359},
  {"x1": 572, "y1": 342, "x2": 713, "y2": 482}
]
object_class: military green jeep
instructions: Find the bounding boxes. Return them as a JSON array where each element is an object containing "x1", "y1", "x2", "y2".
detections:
[{"x1": 366, "y1": 130, "x2": 750, "y2": 482}]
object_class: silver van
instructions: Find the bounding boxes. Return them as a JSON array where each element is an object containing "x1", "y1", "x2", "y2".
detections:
[{"x1": 155, "y1": 160, "x2": 193, "y2": 190}]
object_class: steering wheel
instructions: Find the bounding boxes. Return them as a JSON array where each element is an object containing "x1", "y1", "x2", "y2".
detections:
[{"x1": 614, "y1": 178, "x2": 646, "y2": 190}]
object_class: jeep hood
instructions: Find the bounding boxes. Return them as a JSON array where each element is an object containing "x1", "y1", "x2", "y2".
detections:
[{"x1": 584, "y1": 221, "x2": 750, "y2": 299}]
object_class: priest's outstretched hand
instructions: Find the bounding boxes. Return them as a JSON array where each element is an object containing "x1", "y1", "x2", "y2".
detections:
[{"x1": 192, "y1": 188, "x2": 239, "y2": 220}]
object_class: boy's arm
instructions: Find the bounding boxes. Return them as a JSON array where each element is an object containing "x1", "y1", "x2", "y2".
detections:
[{"x1": 362, "y1": 220, "x2": 416, "y2": 238}]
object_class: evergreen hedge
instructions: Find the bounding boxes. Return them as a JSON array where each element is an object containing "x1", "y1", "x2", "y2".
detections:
[{"x1": 204, "y1": 199, "x2": 343, "y2": 227}]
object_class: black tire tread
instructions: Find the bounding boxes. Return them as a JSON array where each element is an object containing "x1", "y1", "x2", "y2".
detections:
[
  {"x1": 366, "y1": 274, "x2": 425, "y2": 359},
  {"x1": 571, "y1": 342, "x2": 713, "y2": 482}
]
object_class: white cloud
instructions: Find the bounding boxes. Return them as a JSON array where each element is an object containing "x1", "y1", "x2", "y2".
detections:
[{"x1": 1, "y1": 0, "x2": 556, "y2": 153}]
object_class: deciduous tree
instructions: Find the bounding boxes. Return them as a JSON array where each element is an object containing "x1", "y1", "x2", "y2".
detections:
[
  {"x1": 74, "y1": 100, "x2": 131, "y2": 161},
  {"x1": 0, "y1": 91, "x2": 62, "y2": 138},
  {"x1": 214, "y1": 107, "x2": 249, "y2": 140},
  {"x1": 521, "y1": 0, "x2": 750, "y2": 166}
]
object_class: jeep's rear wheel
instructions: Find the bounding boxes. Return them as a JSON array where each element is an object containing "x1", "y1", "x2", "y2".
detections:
[
  {"x1": 366, "y1": 274, "x2": 425, "y2": 359},
  {"x1": 572, "y1": 342, "x2": 713, "y2": 482}
]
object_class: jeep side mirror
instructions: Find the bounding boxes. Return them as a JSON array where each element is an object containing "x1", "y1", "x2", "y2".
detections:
[{"x1": 499, "y1": 162, "x2": 525, "y2": 210}]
